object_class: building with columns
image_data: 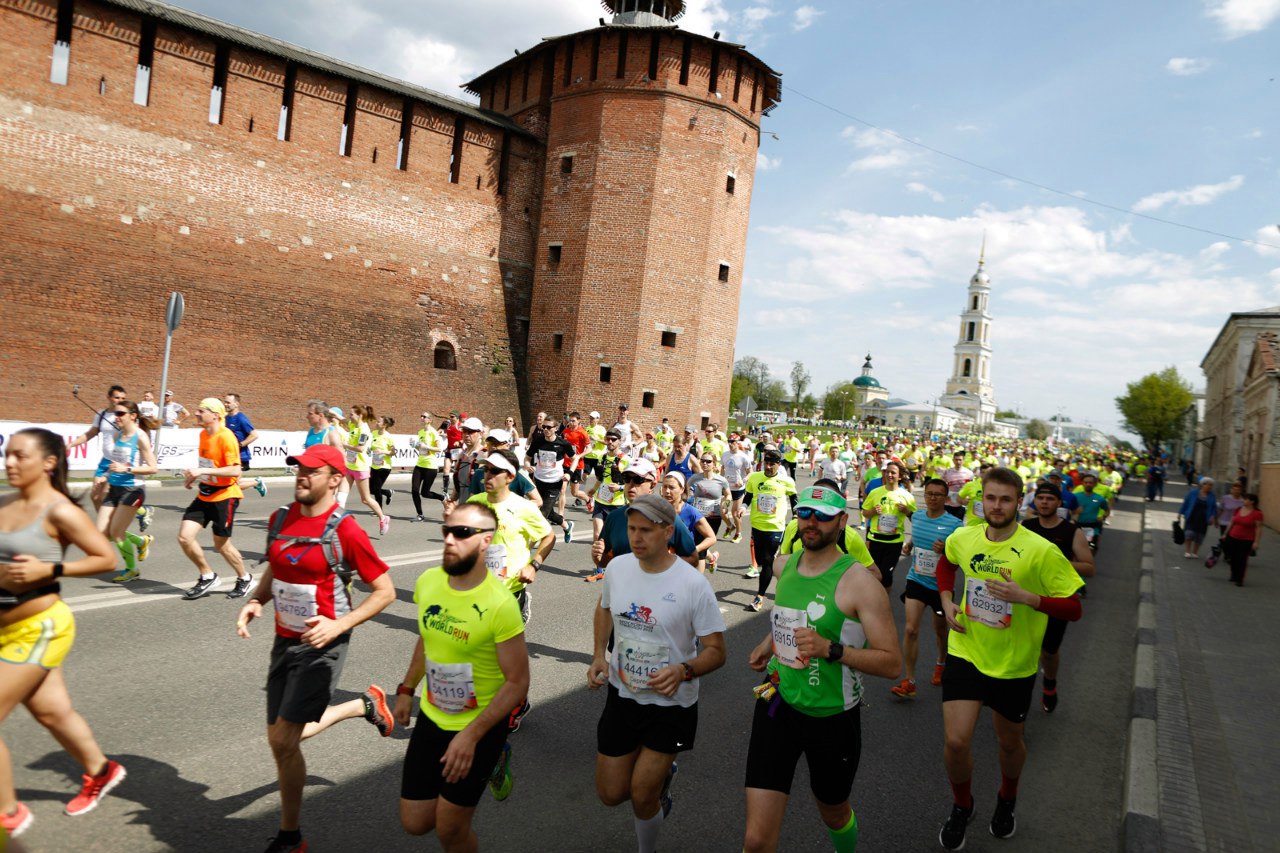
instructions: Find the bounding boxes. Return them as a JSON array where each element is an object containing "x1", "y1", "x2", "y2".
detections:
[{"x1": 939, "y1": 247, "x2": 998, "y2": 430}]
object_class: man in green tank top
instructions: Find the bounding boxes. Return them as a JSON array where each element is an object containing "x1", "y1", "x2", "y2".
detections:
[{"x1": 742, "y1": 486, "x2": 902, "y2": 853}]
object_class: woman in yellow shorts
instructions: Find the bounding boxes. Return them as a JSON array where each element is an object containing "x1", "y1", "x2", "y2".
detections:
[{"x1": 0, "y1": 428, "x2": 119, "y2": 838}]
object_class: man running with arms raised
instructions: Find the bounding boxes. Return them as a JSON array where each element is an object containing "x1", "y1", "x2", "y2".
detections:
[
  {"x1": 935, "y1": 467, "x2": 1084, "y2": 849},
  {"x1": 588, "y1": 494, "x2": 726, "y2": 853},
  {"x1": 235, "y1": 444, "x2": 397, "y2": 853},
  {"x1": 393, "y1": 501, "x2": 531, "y2": 852},
  {"x1": 742, "y1": 485, "x2": 900, "y2": 853}
]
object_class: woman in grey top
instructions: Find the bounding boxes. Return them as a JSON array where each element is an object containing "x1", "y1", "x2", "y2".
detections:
[{"x1": 0, "y1": 429, "x2": 119, "y2": 838}]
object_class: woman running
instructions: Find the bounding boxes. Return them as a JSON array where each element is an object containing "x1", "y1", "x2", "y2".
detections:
[
  {"x1": 687, "y1": 454, "x2": 730, "y2": 572},
  {"x1": 95, "y1": 401, "x2": 159, "y2": 583},
  {"x1": 410, "y1": 411, "x2": 446, "y2": 521},
  {"x1": 659, "y1": 471, "x2": 716, "y2": 574},
  {"x1": 369, "y1": 415, "x2": 396, "y2": 509},
  {"x1": 0, "y1": 429, "x2": 122, "y2": 838},
  {"x1": 341, "y1": 405, "x2": 389, "y2": 534},
  {"x1": 637, "y1": 433, "x2": 667, "y2": 473}
]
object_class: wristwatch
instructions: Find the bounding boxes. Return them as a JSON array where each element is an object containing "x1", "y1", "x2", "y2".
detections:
[
  {"x1": 681, "y1": 662, "x2": 695, "y2": 682},
  {"x1": 826, "y1": 641, "x2": 844, "y2": 663}
]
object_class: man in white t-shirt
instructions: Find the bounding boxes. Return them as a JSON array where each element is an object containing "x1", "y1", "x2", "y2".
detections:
[
  {"x1": 162, "y1": 389, "x2": 189, "y2": 428},
  {"x1": 587, "y1": 494, "x2": 726, "y2": 853},
  {"x1": 817, "y1": 445, "x2": 849, "y2": 495},
  {"x1": 137, "y1": 390, "x2": 160, "y2": 422},
  {"x1": 612, "y1": 403, "x2": 643, "y2": 452}
]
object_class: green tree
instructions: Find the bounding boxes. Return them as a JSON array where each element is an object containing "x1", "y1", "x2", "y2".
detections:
[
  {"x1": 1025, "y1": 418, "x2": 1051, "y2": 440},
  {"x1": 790, "y1": 361, "x2": 811, "y2": 411},
  {"x1": 800, "y1": 393, "x2": 818, "y2": 417},
  {"x1": 761, "y1": 379, "x2": 789, "y2": 410},
  {"x1": 734, "y1": 356, "x2": 771, "y2": 395},
  {"x1": 822, "y1": 382, "x2": 859, "y2": 422},
  {"x1": 1115, "y1": 367, "x2": 1194, "y2": 451},
  {"x1": 997, "y1": 409, "x2": 1022, "y2": 420}
]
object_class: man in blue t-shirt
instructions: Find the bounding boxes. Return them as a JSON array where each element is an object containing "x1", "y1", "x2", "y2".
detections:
[
  {"x1": 223, "y1": 393, "x2": 267, "y2": 497},
  {"x1": 892, "y1": 477, "x2": 963, "y2": 697},
  {"x1": 587, "y1": 458, "x2": 696, "y2": 582}
]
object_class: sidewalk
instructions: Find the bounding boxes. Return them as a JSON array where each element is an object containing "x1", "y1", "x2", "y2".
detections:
[{"x1": 1125, "y1": 491, "x2": 1278, "y2": 853}]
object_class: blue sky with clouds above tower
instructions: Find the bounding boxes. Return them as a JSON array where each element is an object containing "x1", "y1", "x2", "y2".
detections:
[{"x1": 171, "y1": 0, "x2": 1280, "y2": 437}]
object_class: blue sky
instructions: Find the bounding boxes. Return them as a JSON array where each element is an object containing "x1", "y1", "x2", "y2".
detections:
[{"x1": 169, "y1": 0, "x2": 1280, "y2": 438}]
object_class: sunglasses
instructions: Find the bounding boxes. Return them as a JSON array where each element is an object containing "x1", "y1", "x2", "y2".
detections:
[
  {"x1": 542, "y1": 425, "x2": 557, "y2": 431},
  {"x1": 700, "y1": 458, "x2": 714, "y2": 463},
  {"x1": 421, "y1": 414, "x2": 430, "y2": 418},
  {"x1": 795, "y1": 507, "x2": 840, "y2": 522},
  {"x1": 441, "y1": 525, "x2": 495, "y2": 540},
  {"x1": 111, "y1": 410, "x2": 130, "y2": 417},
  {"x1": 622, "y1": 474, "x2": 651, "y2": 485}
]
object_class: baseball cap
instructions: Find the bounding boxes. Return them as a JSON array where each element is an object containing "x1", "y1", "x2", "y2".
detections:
[
  {"x1": 796, "y1": 485, "x2": 848, "y2": 515},
  {"x1": 605, "y1": 428, "x2": 623, "y2": 439},
  {"x1": 1034, "y1": 482, "x2": 1061, "y2": 499},
  {"x1": 618, "y1": 403, "x2": 629, "y2": 410},
  {"x1": 461, "y1": 417, "x2": 484, "y2": 431},
  {"x1": 589, "y1": 411, "x2": 600, "y2": 418},
  {"x1": 762, "y1": 448, "x2": 782, "y2": 462},
  {"x1": 627, "y1": 493, "x2": 676, "y2": 526},
  {"x1": 485, "y1": 452, "x2": 518, "y2": 475},
  {"x1": 327, "y1": 406, "x2": 344, "y2": 419},
  {"x1": 627, "y1": 458, "x2": 658, "y2": 481},
  {"x1": 164, "y1": 389, "x2": 174, "y2": 396},
  {"x1": 198, "y1": 397, "x2": 225, "y2": 416},
  {"x1": 485, "y1": 428, "x2": 512, "y2": 444},
  {"x1": 287, "y1": 444, "x2": 348, "y2": 477},
  {"x1": 1047, "y1": 469, "x2": 1065, "y2": 479},
  {"x1": 684, "y1": 424, "x2": 697, "y2": 432}
]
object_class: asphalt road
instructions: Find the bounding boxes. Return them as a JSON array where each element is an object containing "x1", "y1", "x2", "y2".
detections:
[{"x1": 9, "y1": 478, "x2": 1140, "y2": 852}]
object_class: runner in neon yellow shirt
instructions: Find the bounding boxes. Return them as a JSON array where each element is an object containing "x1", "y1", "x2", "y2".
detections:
[
  {"x1": 859, "y1": 461, "x2": 916, "y2": 589},
  {"x1": 743, "y1": 448, "x2": 797, "y2": 611}
]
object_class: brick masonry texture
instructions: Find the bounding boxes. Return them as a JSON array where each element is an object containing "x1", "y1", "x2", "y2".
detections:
[{"x1": 0, "y1": 0, "x2": 773, "y2": 430}]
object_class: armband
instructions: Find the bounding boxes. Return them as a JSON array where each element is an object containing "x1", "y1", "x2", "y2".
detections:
[
  {"x1": 52, "y1": 562, "x2": 64, "y2": 579},
  {"x1": 396, "y1": 684, "x2": 416, "y2": 697}
]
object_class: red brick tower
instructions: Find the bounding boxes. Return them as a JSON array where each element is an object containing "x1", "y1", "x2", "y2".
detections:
[{"x1": 466, "y1": 0, "x2": 780, "y2": 428}]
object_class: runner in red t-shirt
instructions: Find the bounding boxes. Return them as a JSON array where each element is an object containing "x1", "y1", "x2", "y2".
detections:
[
  {"x1": 236, "y1": 444, "x2": 397, "y2": 853},
  {"x1": 561, "y1": 411, "x2": 591, "y2": 515}
]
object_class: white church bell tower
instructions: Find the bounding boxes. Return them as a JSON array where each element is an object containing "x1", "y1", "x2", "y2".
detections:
[{"x1": 940, "y1": 240, "x2": 998, "y2": 430}]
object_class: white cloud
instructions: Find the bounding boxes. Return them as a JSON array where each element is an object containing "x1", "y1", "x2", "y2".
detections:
[
  {"x1": 1205, "y1": 0, "x2": 1280, "y2": 37},
  {"x1": 841, "y1": 127, "x2": 915, "y2": 173},
  {"x1": 1247, "y1": 128, "x2": 1264, "y2": 138},
  {"x1": 1166, "y1": 56, "x2": 1212, "y2": 75},
  {"x1": 847, "y1": 150, "x2": 913, "y2": 172},
  {"x1": 742, "y1": 4, "x2": 779, "y2": 29},
  {"x1": 793, "y1": 5, "x2": 823, "y2": 31},
  {"x1": 1132, "y1": 175, "x2": 1245, "y2": 212},
  {"x1": 756, "y1": 152, "x2": 782, "y2": 171},
  {"x1": 954, "y1": 123, "x2": 981, "y2": 132},
  {"x1": 1253, "y1": 225, "x2": 1280, "y2": 256},
  {"x1": 906, "y1": 181, "x2": 945, "y2": 202}
]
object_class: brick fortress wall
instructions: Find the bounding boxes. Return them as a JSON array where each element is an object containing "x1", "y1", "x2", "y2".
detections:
[{"x1": 0, "y1": 0, "x2": 541, "y2": 428}]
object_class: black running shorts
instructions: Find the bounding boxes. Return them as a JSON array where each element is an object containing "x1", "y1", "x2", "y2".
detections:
[
  {"x1": 266, "y1": 635, "x2": 349, "y2": 725},
  {"x1": 901, "y1": 578, "x2": 944, "y2": 617},
  {"x1": 103, "y1": 485, "x2": 146, "y2": 509},
  {"x1": 940, "y1": 654, "x2": 1036, "y2": 724},
  {"x1": 400, "y1": 711, "x2": 509, "y2": 807},
  {"x1": 744, "y1": 694, "x2": 861, "y2": 804},
  {"x1": 182, "y1": 497, "x2": 239, "y2": 537},
  {"x1": 596, "y1": 683, "x2": 697, "y2": 757}
]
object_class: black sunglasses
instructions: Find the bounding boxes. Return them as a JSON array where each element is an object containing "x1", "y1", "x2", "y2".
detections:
[
  {"x1": 795, "y1": 507, "x2": 840, "y2": 521},
  {"x1": 111, "y1": 410, "x2": 130, "y2": 417},
  {"x1": 441, "y1": 525, "x2": 495, "y2": 540},
  {"x1": 622, "y1": 474, "x2": 650, "y2": 485}
]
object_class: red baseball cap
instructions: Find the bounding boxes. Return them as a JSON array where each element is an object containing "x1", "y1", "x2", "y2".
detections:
[{"x1": 286, "y1": 445, "x2": 348, "y2": 476}]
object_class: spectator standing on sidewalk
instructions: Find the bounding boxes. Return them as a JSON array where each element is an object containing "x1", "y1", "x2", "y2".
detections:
[
  {"x1": 1221, "y1": 494, "x2": 1263, "y2": 587},
  {"x1": 1177, "y1": 478, "x2": 1217, "y2": 560}
]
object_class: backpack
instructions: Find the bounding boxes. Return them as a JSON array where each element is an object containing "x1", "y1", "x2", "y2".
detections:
[{"x1": 261, "y1": 505, "x2": 353, "y2": 583}]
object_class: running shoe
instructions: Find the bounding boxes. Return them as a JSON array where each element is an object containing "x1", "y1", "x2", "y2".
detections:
[
  {"x1": 1041, "y1": 688, "x2": 1058, "y2": 714},
  {"x1": 939, "y1": 801, "x2": 974, "y2": 850},
  {"x1": 564, "y1": 520, "x2": 575, "y2": 543},
  {"x1": 707, "y1": 551, "x2": 719, "y2": 573},
  {"x1": 932, "y1": 662, "x2": 945, "y2": 686},
  {"x1": 575, "y1": 497, "x2": 584, "y2": 507},
  {"x1": 254, "y1": 479, "x2": 268, "y2": 498},
  {"x1": 508, "y1": 698, "x2": 532, "y2": 733},
  {"x1": 660, "y1": 761, "x2": 678, "y2": 818},
  {"x1": 747, "y1": 595, "x2": 764, "y2": 612},
  {"x1": 415, "y1": 514, "x2": 427, "y2": 522},
  {"x1": 731, "y1": 532, "x2": 742, "y2": 544},
  {"x1": 226, "y1": 574, "x2": 255, "y2": 600},
  {"x1": 109, "y1": 568, "x2": 140, "y2": 583},
  {"x1": 182, "y1": 574, "x2": 220, "y2": 600},
  {"x1": 137, "y1": 534, "x2": 154, "y2": 562},
  {"x1": 379, "y1": 515, "x2": 391, "y2": 535},
  {"x1": 517, "y1": 590, "x2": 532, "y2": 625},
  {"x1": 137, "y1": 505, "x2": 154, "y2": 533},
  {"x1": 262, "y1": 833, "x2": 308, "y2": 853},
  {"x1": 584, "y1": 571, "x2": 605, "y2": 583},
  {"x1": 744, "y1": 566, "x2": 761, "y2": 579},
  {"x1": 890, "y1": 678, "x2": 917, "y2": 699},
  {"x1": 0, "y1": 802, "x2": 32, "y2": 837},
  {"x1": 361, "y1": 685, "x2": 394, "y2": 737},
  {"x1": 65, "y1": 759, "x2": 126, "y2": 816},
  {"x1": 586, "y1": 499, "x2": 595, "y2": 513},
  {"x1": 488, "y1": 742, "x2": 514, "y2": 801},
  {"x1": 989, "y1": 796, "x2": 1016, "y2": 839}
]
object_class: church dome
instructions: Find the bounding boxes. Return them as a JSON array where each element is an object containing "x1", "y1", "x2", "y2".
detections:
[
  {"x1": 970, "y1": 270, "x2": 990, "y2": 287},
  {"x1": 852, "y1": 375, "x2": 881, "y2": 388}
]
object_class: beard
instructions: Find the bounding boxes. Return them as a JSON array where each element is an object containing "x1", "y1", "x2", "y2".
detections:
[
  {"x1": 443, "y1": 551, "x2": 480, "y2": 576},
  {"x1": 801, "y1": 524, "x2": 841, "y2": 551}
]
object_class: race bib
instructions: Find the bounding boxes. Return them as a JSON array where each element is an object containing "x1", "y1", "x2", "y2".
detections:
[
  {"x1": 271, "y1": 580, "x2": 317, "y2": 634},
  {"x1": 598, "y1": 483, "x2": 619, "y2": 504},
  {"x1": 109, "y1": 445, "x2": 132, "y2": 465},
  {"x1": 615, "y1": 639, "x2": 670, "y2": 692},
  {"x1": 425, "y1": 660, "x2": 477, "y2": 714},
  {"x1": 974, "y1": 501, "x2": 985, "y2": 519},
  {"x1": 695, "y1": 497, "x2": 718, "y2": 516},
  {"x1": 372, "y1": 451, "x2": 386, "y2": 466},
  {"x1": 484, "y1": 544, "x2": 508, "y2": 578},
  {"x1": 536, "y1": 450, "x2": 557, "y2": 471},
  {"x1": 770, "y1": 606, "x2": 808, "y2": 669},
  {"x1": 449, "y1": 448, "x2": 462, "y2": 460},
  {"x1": 757, "y1": 494, "x2": 778, "y2": 515},
  {"x1": 878, "y1": 513, "x2": 899, "y2": 536},
  {"x1": 344, "y1": 448, "x2": 358, "y2": 464},
  {"x1": 964, "y1": 578, "x2": 1013, "y2": 628},
  {"x1": 1057, "y1": 506, "x2": 1069, "y2": 520},
  {"x1": 914, "y1": 549, "x2": 939, "y2": 577}
]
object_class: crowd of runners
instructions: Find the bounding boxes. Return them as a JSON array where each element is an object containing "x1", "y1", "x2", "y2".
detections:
[{"x1": 0, "y1": 385, "x2": 1264, "y2": 851}]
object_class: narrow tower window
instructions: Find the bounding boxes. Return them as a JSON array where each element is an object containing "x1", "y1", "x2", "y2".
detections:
[
  {"x1": 433, "y1": 342, "x2": 457, "y2": 370},
  {"x1": 339, "y1": 82, "x2": 357, "y2": 156},
  {"x1": 552, "y1": 333, "x2": 563, "y2": 352},
  {"x1": 966, "y1": 321, "x2": 975, "y2": 342},
  {"x1": 396, "y1": 99, "x2": 413, "y2": 170},
  {"x1": 600, "y1": 365, "x2": 612, "y2": 383},
  {"x1": 972, "y1": 294, "x2": 979, "y2": 310},
  {"x1": 642, "y1": 391, "x2": 655, "y2": 408},
  {"x1": 133, "y1": 18, "x2": 156, "y2": 107},
  {"x1": 718, "y1": 263, "x2": 730, "y2": 282},
  {"x1": 963, "y1": 358, "x2": 972, "y2": 378},
  {"x1": 209, "y1": 43, "x2": 229, "y2": 124},
  {"x1": 726, "y1": 173, "x2": 736, "y2": 194},
  {"x1": 560, "y1": 154, "x2": 573, "y2": 174},
  {"x1": 278, "y1": 62, "x2": 296, "y2": 141},
  {"x1": 51, "y1": 0, "x2": 74, "y2": 86},
  {"x1": 448, "y1": 117, "x2": 465, "y2": 183},
  {"x1": 548, "y1": 244, "x2": 562, "y2": 263}
]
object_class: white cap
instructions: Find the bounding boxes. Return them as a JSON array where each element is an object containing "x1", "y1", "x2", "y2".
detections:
[
  {"x1": 588, "y1": 411, "x2": 600, "y2": 418},
  {"x1": 485, "y1": 452, "x2": 518, "y2": 475},
  {"x1": 485, "y1": 428, "x2": 512, "y2": 444},
  {"x1": 627, "y1": 457, "x2": 658, "y2": 481},
  {"x1": 461, "y1": 416, "x2": 484, "y2": 431}
]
